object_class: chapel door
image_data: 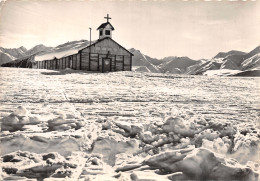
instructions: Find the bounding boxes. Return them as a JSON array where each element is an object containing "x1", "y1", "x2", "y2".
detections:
[{"x1": 102, "y1": 58, "x2": 111, "y2": 73}]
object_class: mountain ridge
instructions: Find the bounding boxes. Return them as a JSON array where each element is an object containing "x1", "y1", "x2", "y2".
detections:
[
  {"x1": 0, "y1": 44, "x2": 52, "y2": 66},
  {"x1": 1, "y1": 41, "x2": 259, "y2": 76},
  {"x1": 130, "y1": 45, "x2": 260, "y2": 76}
]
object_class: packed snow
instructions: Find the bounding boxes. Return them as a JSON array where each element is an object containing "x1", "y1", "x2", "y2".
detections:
[{"x1": 0, "y1": 67, "x2": 259, "y2": 180}]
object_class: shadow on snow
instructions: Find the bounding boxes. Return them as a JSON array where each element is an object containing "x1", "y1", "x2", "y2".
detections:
[{"x1": 40, "y1": 69, "x2": 101, "y2": 75}]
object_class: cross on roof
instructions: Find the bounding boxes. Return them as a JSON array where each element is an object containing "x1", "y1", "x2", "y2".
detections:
[{"x1": 104, "y1": 14, "x2": 111, "y2": 22}]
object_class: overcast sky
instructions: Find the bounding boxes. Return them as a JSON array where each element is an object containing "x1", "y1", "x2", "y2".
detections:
[{"x1": 0, "y1": 0, "x2": 259, "y2": 59}]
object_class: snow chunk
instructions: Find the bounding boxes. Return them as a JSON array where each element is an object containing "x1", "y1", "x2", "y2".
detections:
[
  {"x1": 113, "y1": 121, "x2": 143, "y2": 138},
  {"x1": 196, "y1": 128, "x2": 219, "y2": 140},
  {"x1": 13, "y1": 106, "x2": 29, "y2": 117},
  {"x1": 202, "y1": 138, "x2": 230, "y2": 154},
  {"x1": 139, "y1": 131, "x2": 155, "y2": 144}
]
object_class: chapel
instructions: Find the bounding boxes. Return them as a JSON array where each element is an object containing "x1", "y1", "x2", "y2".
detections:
[{"x1": 34, "y1": 14, "x2": 133, "y2": 72}]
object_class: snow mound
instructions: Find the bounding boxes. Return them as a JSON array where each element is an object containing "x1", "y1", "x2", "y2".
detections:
[
  {"x1": 0, "y1": 68, "x2": 259, "y2": 180},
  {"x1": 230, "y1": 124, "x2": 260, "y2": 163},
  {"x1": 0, "y1": 106, "x2": 41, "y2": 132}
]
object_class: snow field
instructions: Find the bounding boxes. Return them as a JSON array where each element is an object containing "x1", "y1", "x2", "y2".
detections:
[{"x1": 0, "y1": 67, "x2": 260, "y2": 180}]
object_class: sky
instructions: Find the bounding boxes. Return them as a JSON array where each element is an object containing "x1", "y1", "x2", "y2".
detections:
[{"x1": 0, "y1": 0, "x2": 259, "y2": 60}]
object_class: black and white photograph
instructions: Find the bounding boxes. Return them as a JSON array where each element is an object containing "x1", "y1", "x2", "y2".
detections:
[{"x1": 0, "y1": 0, "x2": 259, "y2": 180}]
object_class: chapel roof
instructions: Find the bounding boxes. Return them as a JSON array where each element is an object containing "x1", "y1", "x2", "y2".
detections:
[
  {"x1": 34, "y1": 37, "x2": 133, "y2": 61},
  {"x1": 97, "y1": 22, "x2": 115, "y2": 31}
]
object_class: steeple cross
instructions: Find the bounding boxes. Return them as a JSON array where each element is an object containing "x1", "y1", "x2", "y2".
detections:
[{"x1": 104, "y1": 14, "x2": 111, "y2": 22}]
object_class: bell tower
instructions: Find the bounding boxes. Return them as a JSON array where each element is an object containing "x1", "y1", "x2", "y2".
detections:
[{"x1": 97, "y1": 14, "x2": 115, "y2": 40}]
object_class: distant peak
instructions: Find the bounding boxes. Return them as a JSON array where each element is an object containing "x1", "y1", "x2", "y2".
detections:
[
  {"x1": 129, "y1": 48, "x2": 143, "y2": 55},
  {"x1": 129, "y1": 48, "x2": 140, "y2": 52},
  {"x1": 19, "y1": 46, "x2": 27, "y2": 52},
  {"x1": 213, "y1": 50, "x2": 246, "y2": 59}
]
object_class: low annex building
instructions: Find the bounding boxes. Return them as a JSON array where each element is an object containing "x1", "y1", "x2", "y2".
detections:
[{"x1": 34, "y1": 14, "x2": 133, "y2": 72}]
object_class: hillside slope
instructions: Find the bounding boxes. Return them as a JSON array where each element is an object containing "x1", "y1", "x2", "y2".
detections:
[
  {"x1": 159, "y1": 56, "x2": 199, "y2": 74},
  {"x1": 186, "y1": 61, "x2": 221, "y2": 75}
]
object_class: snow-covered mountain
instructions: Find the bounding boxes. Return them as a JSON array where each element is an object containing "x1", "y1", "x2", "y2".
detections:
[
  {"x1": 2, "y1": 41, "x2": 259, "y2": 76},
  {"x1": 202, "y1": 46, "x2": 260, "y2": 76},
  {"x1": 0, "y1": 49, "x2": 16, "y2": 65},
  {"x1": 0, "y1": 46, "x2": 27, "y2": 65},
  {"x1": 218, "y1": 54, "x2": 245, "y2": 69},
  {"x1": 130, "y1": 46, "x2": 259, "y2": 76},
  {"x1": 129, "y1": 49, "x2": 204, "y2": 74},
  {"x1": 129, "y1": 48, "x2": 161, "y2": 73},
  {"x1": 1, "y1": 46, "x2": 28, "y2": 58},
  {"x1": 0, "y1": 44, "x2": 53, "y2": 66},
  {"x1": 0, "y1": 45, "x2": 53, "y2": 66}
]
